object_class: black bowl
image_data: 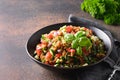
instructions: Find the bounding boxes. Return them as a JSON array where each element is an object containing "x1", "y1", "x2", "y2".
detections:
[{"x1": 26, "y1": 22, "x2": 113, "y2": 73}]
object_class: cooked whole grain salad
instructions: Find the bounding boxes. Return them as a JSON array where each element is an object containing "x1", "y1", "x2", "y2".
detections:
[{"x1": 34, "y1": 25, "x2": 106, "y2": 68}]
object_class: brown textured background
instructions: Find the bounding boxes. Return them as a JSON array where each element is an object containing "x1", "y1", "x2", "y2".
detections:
[{"x1": 0, "y1": 0, "x2": 120, "y2": 80}]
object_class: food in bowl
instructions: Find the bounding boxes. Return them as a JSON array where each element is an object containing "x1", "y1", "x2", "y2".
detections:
[{"x1": 34, "y1": 25, "x2": 106, "y2": 68}]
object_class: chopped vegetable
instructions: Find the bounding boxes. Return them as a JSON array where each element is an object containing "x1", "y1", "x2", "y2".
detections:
[
  {"x1": 65, "y1": 25, "x2": 73, "y2": 33},
  {"x1": 55, "y1": 53, "x2": 62, "y2": 58},
  {"x1": 47, "y1": 33, "x2": 53, "y2": 39},
  {"x1": 45, "y1": 52, "x2": 53, "y2": 61},
  {"x1": 36, "y1": 44, "x2": 42, "y2": 56}
]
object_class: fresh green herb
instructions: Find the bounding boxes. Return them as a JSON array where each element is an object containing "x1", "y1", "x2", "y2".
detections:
[
  {"x1": 75, "y1": 31, "x2": 86, "y2": 38},
  {"x1": 81, "y1": 0, "x2": 120, "y2": 25},
  {"x1": 76, "y1": 47, "x2": 82, "y2": 56},
  {"x1": 72, "y1": 33, "x2": 92, "y2": 56},
  {"x1": 64, "y1": 33, "x2": 75, "y2": 43},
  {"x1": 79, "y1": 37, "x2": 92, "y2": 48},
  {"x1": 71, "y1": 39, "x2": 79, "y2": 48}
]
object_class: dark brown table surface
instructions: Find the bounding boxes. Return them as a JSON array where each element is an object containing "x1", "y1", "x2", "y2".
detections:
[{"x1": 0, "y1": 0, "x2": 120, "y2": 80}]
